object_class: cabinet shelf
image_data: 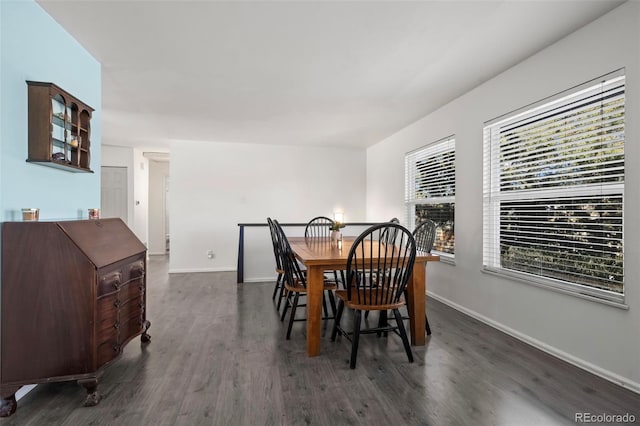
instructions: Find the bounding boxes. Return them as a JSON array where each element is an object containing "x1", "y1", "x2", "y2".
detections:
[
  {"x1": 27, "y1": 81, "x2": 94, "y2": 173},
  {"x1": 26, "y1": 159, "x2": 94, "y2": 173}
]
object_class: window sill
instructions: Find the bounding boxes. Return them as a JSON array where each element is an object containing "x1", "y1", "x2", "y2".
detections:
[
  {"x1": 434, "y1": 252, "x2": 455, "y2": 266},
  {"x1": 481, "y1": 268, "x2": 628, "y2": 310}
]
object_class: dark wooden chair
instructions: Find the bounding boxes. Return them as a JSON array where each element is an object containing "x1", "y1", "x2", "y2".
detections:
[
  {"x1": 274, "y1": 220, "x2": 337, "y2": 339},
  {"x1": 367, "y1": 219, "x2": 437, "y2": 335},
  {"x1": 331, "y1": 222, "x2": 416, "y2": 369},
  {"x1": 267, "y1": 218, "x2": 287, "y2": 311},
  {"x1": 305, "y1": 216, "x2": 342, "y2": 286},
  {"x1": 364, "y1": 217, "x2": 401, "y2": 320}
]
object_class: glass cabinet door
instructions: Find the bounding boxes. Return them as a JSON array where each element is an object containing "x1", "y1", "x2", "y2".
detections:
[{"x1": 51, "y1": 95, "x2": 66, "y2": 161}]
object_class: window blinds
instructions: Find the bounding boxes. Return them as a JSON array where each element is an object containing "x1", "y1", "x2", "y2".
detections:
[
  {"x1": 405, "y1": 137, "x2": 456, "y2": 204},
  {"x1": 483, "y1": 70, "x2": 625, "y2": 301},
  {"x1": 405, "y1": 137, "x2": 456, "y2": 255}
]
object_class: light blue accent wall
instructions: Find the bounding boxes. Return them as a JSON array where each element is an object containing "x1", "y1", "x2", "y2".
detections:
[{"x1": 0, "y1": 0, "x2": 101, "y2": 221}]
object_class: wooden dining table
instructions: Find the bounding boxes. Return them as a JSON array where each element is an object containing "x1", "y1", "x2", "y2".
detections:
[{"x1": 288, "y1": 236, "x2": 440, "y2": 357}]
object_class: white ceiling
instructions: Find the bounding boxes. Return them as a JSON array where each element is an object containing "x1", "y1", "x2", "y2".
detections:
[{"x1": 38, "y1": 0, "x2": 623, "y2": 150}]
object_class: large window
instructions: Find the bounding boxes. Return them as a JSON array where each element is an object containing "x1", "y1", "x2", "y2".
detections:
[
  {"x1": 405, "y1": 136, "x2": 455, "y2": 256},
  {"x1": 483, "y1": 70, "x2": 625, "y2": 303}
]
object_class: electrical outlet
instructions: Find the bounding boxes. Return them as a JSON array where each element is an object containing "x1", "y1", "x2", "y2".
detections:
[{"x1": 207, "y1": 250, "x2": 215, "y2": 259}]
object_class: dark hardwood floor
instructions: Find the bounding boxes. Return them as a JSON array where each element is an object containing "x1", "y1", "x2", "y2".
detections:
[{"x1": 3, "y1": 255, "x2": 639, "y2": 425}]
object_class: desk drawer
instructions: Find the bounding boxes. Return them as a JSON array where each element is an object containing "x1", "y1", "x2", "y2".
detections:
[
  {"x1": 97, "y1": 339, "x2": 120, "y2": 366},
  {"x1": 97, "y1": 257, "x2": 145, "y2": 297},
  {"x1": 98, "y1": 271, "x2": 122, "y2": 297},
  {"x1": 119, "y1": 278, "x2": 144, "y2": 302},
  {"x1": 119, "y1": 314, "x2": 143, "y2": 343},
  {"x1": 97, "y1": 294, "x2": 119, "y2": 332},
  {"x1": 129, "y1": 260, "x2": 145, "y2": 279},
  {"x1": 119, "y1": 297, "x2": 143, "y2": 321}
]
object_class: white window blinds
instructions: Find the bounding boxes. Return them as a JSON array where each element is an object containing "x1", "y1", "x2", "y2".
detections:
[
  {"x1": 483, "y1": 70, "x2": 625, "y2": 302},
  {"x1": 406, "y1": 137, "x2": 455, "y2": 203},
  {"x1": 405, "y1": 136, "x2": 455, "y2": 255}
]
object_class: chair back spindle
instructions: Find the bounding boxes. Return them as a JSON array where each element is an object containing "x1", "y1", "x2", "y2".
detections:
[
  {"x1": 304, "y1": 216, "x2": 334, "y2": 238},
  {"x1": 274, "y1": 220, "x2": 307, "y2": 289},
  {"x1": 413, "y1": 219, "x2": 437, "y2": 253},
  {"x1": 267, "y1": 218, "x2": 283, "y2": 271}
]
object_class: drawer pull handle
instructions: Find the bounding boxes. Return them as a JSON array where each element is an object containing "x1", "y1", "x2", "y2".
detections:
[
  {"x1": 101, "y1": 272, "x2": 122, "y2": 290},
  {"x1": 131, "y1": 263, "x2": 145, "y2": 276},
  {"x1": 113, "y1": 322, "x2": 120, "y2": 330},
  {"x1": 112, "y1": 344, "x2": 120, "y2": 352},
  {"x1": 113, "y1": 300, "x2": 121, "y2": 308}
]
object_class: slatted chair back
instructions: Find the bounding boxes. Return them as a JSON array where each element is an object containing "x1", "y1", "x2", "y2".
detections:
[
  {"x1": 345, "y1": 222, "x2": 416, "y2": 307},
  {"x1": 304, "y1": 216, "x2": 334, "y2": 238},
  {"x1": 413, "y1": 219, "x2": 437, "y2": 253},
  {"x1": 274, "y1": 220, "x2": 307, "y2": 289},
  {"x1": 267, "y1": 218, "x2": 283, "y2": 271},
  {"x1": 379, "y1": 217, "x2": 400, "y2": 243}
]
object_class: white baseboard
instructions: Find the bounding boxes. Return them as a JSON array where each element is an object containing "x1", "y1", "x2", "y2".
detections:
[
  {"x1": 428, "y1": 292, "x2": 640, "y2": 395},
  {"x1": 168, "y1": 267, "x2": 235, "y2": 274},
  {"x1": 243, "y1": 276, "x2": 276, "y2": 283},
  {"x1": 148, "y1": 252, "x2": 167, "y2": 256}
]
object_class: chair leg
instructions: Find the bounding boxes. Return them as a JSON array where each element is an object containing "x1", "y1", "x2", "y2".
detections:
[
  {"x1": 393, "y1": 308, "x2": 413, "y2": 363},
  {"x1": 331, "y1": 300, "x2": 345, "y2": 341},
  {"x1": 272, "y1": 273, "x2": 282, "y2": 300},
  {"x1": 276, "y1": 284, "x2": 286, "y2": 311},
  {"x1": 286, "y1": 293, "x2": 300, "y2": 340},
  {"x1": 376, "y1": 310, "x2": 387, "y2": 337},
  {"x1": 280, "y1": 290, "x2": 290, "y2": 322},
  {"x1": 322, "y1": 292, "x2": 329, "y2": 317},
  {"x1": 349, "y1": 310, "x2": 362, "y2": 369},
  {"x1": 327, "y1": 290, "x2": 337, "y2": 316}
]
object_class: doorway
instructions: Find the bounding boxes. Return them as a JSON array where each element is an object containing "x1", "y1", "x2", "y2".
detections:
[{"x1": 147, "y1": 157, "x2": 170, "y2": 255}]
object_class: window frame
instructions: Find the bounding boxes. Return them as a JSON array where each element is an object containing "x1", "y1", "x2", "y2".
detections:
[
  {"x1": 405, "y1": 136, "x2": 456, "y2": 259},
  {"x1": 482, "y1": 69, "x2": 625, "y2": 305}
]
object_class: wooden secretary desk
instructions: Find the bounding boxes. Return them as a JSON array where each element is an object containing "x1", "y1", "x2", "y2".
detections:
[{"x1": 0, "y1": 218, "x2": 151, "y2": 417}]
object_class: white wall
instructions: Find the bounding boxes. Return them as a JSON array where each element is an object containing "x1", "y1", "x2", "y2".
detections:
[
  {"x1": 367, "y1": 2, "x2": 640, "y2": 391},
  {"x1": 148, "y1": 160, "x2": 170, "y2": 255},
  {"x1": 101, "y1": 144, "x2": 149, "y2": 244},
  {"x1": 170, "y1": 140, "x2": 366, "y2": 277}
]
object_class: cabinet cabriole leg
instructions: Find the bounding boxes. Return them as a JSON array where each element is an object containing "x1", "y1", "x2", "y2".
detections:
[
  {"x1": 0, "y1": 394, "x2": 17, "y2": 417},
  {"x1": 78, "y1": 378, "x2": 101, "y2": 407},
  {"x1": 141, "y1": 319, "x2": 151, "y2": 343}
]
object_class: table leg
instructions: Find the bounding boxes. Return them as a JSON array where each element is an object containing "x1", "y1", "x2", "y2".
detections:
[
  {"x1": 306, "y1": 266, "x2": 324, "y2": 356},
  {"x1": 406, "y1": 261, "x2": 426, "y2": 345}
]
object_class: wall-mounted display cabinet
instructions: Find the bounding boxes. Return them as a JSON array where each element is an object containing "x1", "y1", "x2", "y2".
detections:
[{"x1": 26, "y1": 81, "x2": 94, "y2": 173}]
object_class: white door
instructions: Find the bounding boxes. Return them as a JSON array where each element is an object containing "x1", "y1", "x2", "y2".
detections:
[{"x1": 101, "y1": 166, "x2": 128, "y2": 223}]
